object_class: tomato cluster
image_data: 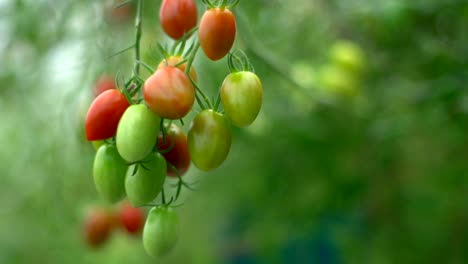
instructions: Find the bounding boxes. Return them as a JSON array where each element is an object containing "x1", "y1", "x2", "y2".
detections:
[
  {"x1": 83, "y1": 201, "x2": 145, "y2": 248},
  {"x1": 84, "y1": 0, "x2": 263, "y2": 257}
]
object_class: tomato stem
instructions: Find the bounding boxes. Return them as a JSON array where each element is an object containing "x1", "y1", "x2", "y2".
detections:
[{"x1": 133, "y1": 0, "x2": 143, "y2": 78}]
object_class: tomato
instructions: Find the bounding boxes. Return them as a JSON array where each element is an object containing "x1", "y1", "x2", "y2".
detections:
[
  {"x1": 84, "y1": 207, "x2": 114, "y2": 248},
  {"x1": 188, "y1": 110, "x2": 232, "y2": 171},
  {"x1": 93, "y1": 144, "x2": 127, "y2": 202},
  {"x1": 85, "y1": 89, "x2": 130, "y2": 141},
  {"x1": 199, "y1": 8, "x2": 236, "y2": 61},
  {"x1": 328, "y1": 40, "x2": 366, "y2": 75},
  {"x1": 316, "y1": 64, "x2": 359, "y2": 98},
  {"x1": 158, "y1": 56, "x2": 197, "y2": 82},
  {"x1": 118, "y1": 201, "x2": 145, "y2": 235},
  {"x1": 160, "y1": 0, "x2": 198, "y2": 40},
  {"x1": 157, "y1": 124, "x2": 191, "y2": 177},
  {"x1": 116, "y1": 104, "x2": 162, "y2": 163},
  {"x1": 221, "y1": 71, "x2": 263, "y2": 127},
  {"x1": 144, "y1": 66, "x2": 195, "y2": 120},
  {"x1": 125, "y1": 152, "x2": 167, "y2": 207},
  {"x1": 143, "y1": 206, "x2": 179, "y2": 257},
  {"x1": 94, "y1": 75, "x2": 116, "y2": 97}
]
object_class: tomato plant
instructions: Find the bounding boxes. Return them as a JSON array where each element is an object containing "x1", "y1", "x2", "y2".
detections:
[
  {"x1": 93, "y1": 144, "x2": 128, "y2": 202},
  {"x1": 144, "y1": 66, "x2": 195, "y2": 120},
  {"x1": 143, "y1": 206, "x2": 179, "y2": 257},
  {"x1": 159, "y1": 0, "x2": 198, "y2": 40},
  {"x1": 188, "y1": 109, "x2": 232, "y2": 171},
  {"x1": 118, "y1": 201, "x2": 146, "y2": 235},
  {"x1": 83, "y1": 207, "x2": 114, "y2": 248},
  {"x1": 199, "y1": 7, "x2": 237, "y2": 61},
  {"x1": 221, "y1": 71, "x2": 263, "y2": 127},
  {"x1": 157, "y1": 124, "x2": 191, "y2": 177},
  {"x1": 125, "y1": 152, "x2": 167, "y2": 207},
  {"x1": 85, "y1": 89, "x2": 130, "y2": 141},
  {"x1": 83, "y1": 0, "x2": 261, "y2": 257},
  {"x1": 116, "y1": 104, "x2": 162, "y2": 163}
]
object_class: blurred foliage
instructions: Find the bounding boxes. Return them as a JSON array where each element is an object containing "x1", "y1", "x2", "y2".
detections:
[{"x1": 0, "y1": 0, "x2": 467, "y2": 263}]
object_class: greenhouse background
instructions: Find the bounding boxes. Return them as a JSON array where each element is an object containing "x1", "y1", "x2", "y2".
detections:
[{"x1": 0, "y1": 0, "x2": 467, "y2": 263}]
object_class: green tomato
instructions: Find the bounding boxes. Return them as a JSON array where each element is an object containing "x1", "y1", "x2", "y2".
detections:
[
  {"x1": 188, "y1": 110, "x2": 232, "y2": 171},
  {"x1": 329, "y1": 40, "x2": 366, "y2": 75},
  {"x1": 116, "y1": 104, "x2": 161, "y2": 163},
  {"x1": 93, "y1": 144, "x2": 127, "y2": 203},
  {"x1": 316, "y1": 64, "x2": 360, "y2": 98},
  {"x1": 125, "y1": 152, "x2": 167, "y2": 207},
  {"x1": 221, "y1": 71, "x2": 263, "y2": 127},
  {"x1": 143, "y1": 206, "x2": 179, "y2": 257}
]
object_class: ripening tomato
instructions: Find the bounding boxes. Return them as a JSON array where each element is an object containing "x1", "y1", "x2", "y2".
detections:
[
  {"x1": 125, "y1": 152, "x2": 167, "y2": 207},
  {"x1": 157, "y1": 124, "x2": 191, "y2": 177},
  {"x1": 160, "y1": 0, "x2": 198, "y2": 40},
  {"x1": 85, "y1": 89, "x2": 130, "y2": 141},
  {"x1": 188, "y1": 110, "x2": 232, "y2": 171},
  {"x1": 158, "y1": 56, "x2": 198, "y2": 82},
  {"x1": 143, "y1": 206, "x2": 179, "y2": 257},
  {"x1": 116, "y1": 104, "x2": 162, "y2": 163},
  {"x1": 94, "y1": 75, "x2": 116, "y2": 97},
  {"x1": 144, "y1": 66, "x2": 195, "y2": 120},
  {"x1": 84, "y1": 207, "x2": 114, "y2": 248},
  {"x1": 221, "y1": 71, "x2": 263, "y2": 127},
  {"x1": 199, "y1": 8, "x2": 236, "y2": 61},
  {"x1": 93, "y1": 144, "x2": 127, "y2": 202},
  {"x1": 118, "y1": 201, "x2": 145, "y2": 235}
]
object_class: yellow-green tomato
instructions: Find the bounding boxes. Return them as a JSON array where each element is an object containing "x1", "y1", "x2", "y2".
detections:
[
  {"x1": 125, "y1": 152, "x2": 167, "y2": 207},
  {"x1": 316, "y1": 64, "x2": 360, "y2": 98},
  {"x1": 188, "y1": 110, "x2": 232, "y2": 171},
  {"x1": 143, "y1": 206, "x2": 179, "y2": 257},
  {"x1": 93, "y1": 144, "x2": 127, "y2": 203},
  {"x1": 116, "y1": 104, "x2": 161, "y2": 163},
  {"x1": 221, "y1": 71, "x2": 263, "y2": 127},
  {"x1": 329, "y1": 40, "x2": 366, "y2": 74}
]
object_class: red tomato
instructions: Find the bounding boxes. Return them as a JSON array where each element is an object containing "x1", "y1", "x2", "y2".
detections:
[
  {"x1": 94, "y1": 75, "x2": 116, "y2": 97},
  {"x1": 160, "y1": 0, "x2": 198, "y2": 40},
  {"x1": 85, "y1": 89, "x2": 130, "y2": 141},
  {"x1": 144, "y1": 66, "x2": 195, "y2": 120},
  {"x1": 157, "y1": 124, "x2": 191, "y2": 177},
  {"x1": 84, "y1": 207, "x2": 114, "y2": 248},
  {"x1": 199, "y1": 8, "x2": 236, "y2": 61},
  {"x1": 158, "y1": 56, "x2": 198, "y2": 82},
  {"x1": 118, "y1": 201, "x2": 145, "y2": 235}
]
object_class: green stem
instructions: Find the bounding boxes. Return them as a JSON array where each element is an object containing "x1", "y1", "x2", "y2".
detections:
[
  {"x1": 133, "y1": 0, "x2": 143, "y2": 78},
  {"x1": 185, "y1": 42, "x2": 213, "y2": 109}
]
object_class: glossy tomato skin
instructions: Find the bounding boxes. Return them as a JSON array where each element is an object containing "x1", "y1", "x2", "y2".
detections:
[
  {"x1": 85, "y1": 89, "x2": 130, "y2": 141},
  {"x1": 93, "y1": 144, "x2": 127, "y2": 202},
  {"x1": 158, "y1": 56, "x2": 197, "y2": 82},
  {"x1": 160, "y1": 0, "x2": 198, "y2": 40},
  {"x1": 125, "y1": 152, "x2": 167, "y2": 207},
  {"x1": 221, "y1": 71, "x2": 263, "y2": 127},
  {"x1": 143, "y1": 206, "x2": 179, "y2": 257},
  {"x1": 84, "y1": 207, "x2": 114, "y2": 248},
  {"x1": 94, "y1": 75, "x2": 116, "y2": 97},
  {"x1": 188, "y1": 110, "x2": 232, "y2": 171},
  {"x1": 116, "y1": 104, "x2": 162, "y2": 163},
  {"x1": 157, "y1": 124, "x2": 191, "y2": 177},
  {"x1": 199, "y1": 8, "x2": 236, "y2": 61},
  {"x1": 118, "y1": 201, "x2": 145, "y2": 235},
  {"x1": 144, "y1": 66, "x2": 195, "y2": 120}
]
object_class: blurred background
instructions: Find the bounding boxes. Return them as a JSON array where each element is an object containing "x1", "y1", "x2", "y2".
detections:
[{"x1": 0, "y1": 0, "x2": 467, "y2": 263}]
